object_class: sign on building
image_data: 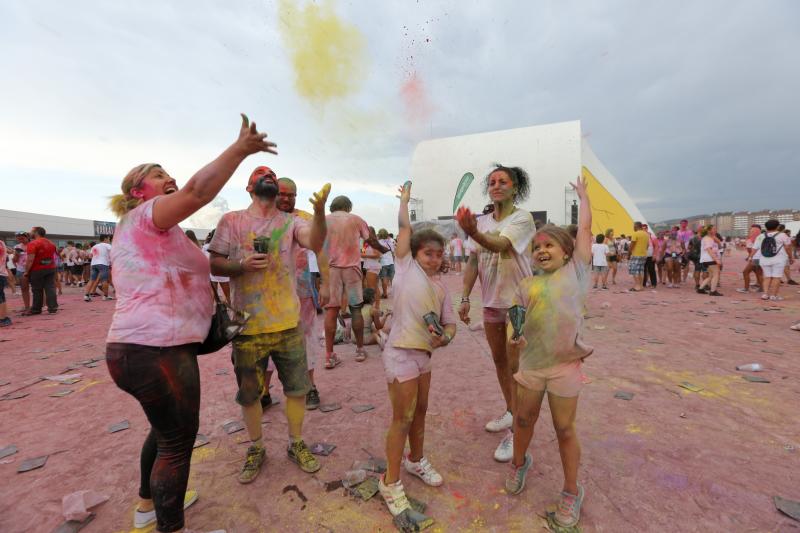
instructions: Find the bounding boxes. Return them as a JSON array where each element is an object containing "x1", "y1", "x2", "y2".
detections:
[{"x1": 94, "y1": 220, "x2": 116, "y2": 236}]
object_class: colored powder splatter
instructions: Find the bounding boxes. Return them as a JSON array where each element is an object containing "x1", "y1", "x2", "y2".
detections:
[
  {"x1": 278, "y1": 0, "x2": 366, "y2": 106},
  {"x1": 399, "y1": 71, "x2": 433, "y2": 125}
]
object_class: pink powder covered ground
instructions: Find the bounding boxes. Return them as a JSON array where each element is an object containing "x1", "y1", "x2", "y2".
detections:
[{"x1": 0, "y1": 249, "x2": 798, "y2": 532}]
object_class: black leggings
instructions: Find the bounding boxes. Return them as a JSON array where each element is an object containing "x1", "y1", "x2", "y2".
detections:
[{"x1": 106, "y1": 342, "x2": 201, "y2": 533}]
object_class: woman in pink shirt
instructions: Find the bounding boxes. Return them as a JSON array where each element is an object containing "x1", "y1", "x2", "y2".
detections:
[{"x1": 105, "y1": 115, "x2": 275, "y2": 533}]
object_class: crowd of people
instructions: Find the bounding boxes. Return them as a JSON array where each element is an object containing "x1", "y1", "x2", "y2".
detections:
[
  {"x1": 1, "y1": 115, "x2": 798, "y2": 532},
  {"x1": 582, "y1": 218, "x2": 799, "y2": 308}
]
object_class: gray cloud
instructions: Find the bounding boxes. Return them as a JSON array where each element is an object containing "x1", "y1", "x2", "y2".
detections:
[{"x1": 1, "y1": 0, "x2": 798, "y2": 230}]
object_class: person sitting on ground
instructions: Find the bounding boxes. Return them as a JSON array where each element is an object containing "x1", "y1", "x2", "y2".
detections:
[
  {"x1": 105, "y1": 114, "x2": 274, "y2": 533},
  {"x1": 505, "y1": 175, "x2": 593, "y2": 529},
  {"x1": 378, "y1": 182, "x2": 456, "y2": 529},
  {"x1": 590, "y1": 234, "x2": 610, "y2": 289},
  {"x1": 361, "y1": 287, "x2": 391, "y2": 346},
  {"x1": 753, "y1": 218, "x2": 793, "y2": 301}
]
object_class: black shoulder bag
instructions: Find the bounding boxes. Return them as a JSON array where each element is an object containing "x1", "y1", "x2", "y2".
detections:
[{"x1": 198, "y1": 284, "x2": 250, "y2": 355}]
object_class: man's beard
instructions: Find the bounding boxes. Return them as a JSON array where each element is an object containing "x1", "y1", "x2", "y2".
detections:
[{"x1": 253, "y1": 178, "x2": 278, "y2": 199}]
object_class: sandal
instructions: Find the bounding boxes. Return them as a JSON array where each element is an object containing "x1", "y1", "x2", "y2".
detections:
[
  {"x1": 325, "y1": 354, "x2": 342, "y2": 369},
  {"x1": 355, "y1": 349, "x2": 368, "y2": 362}
]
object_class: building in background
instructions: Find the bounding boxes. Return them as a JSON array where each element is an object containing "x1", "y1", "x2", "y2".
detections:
[
  {"x1": 409, "y1": 120, "x2": 647, "y2": 236},
  {"x1": 656, "y1": 209, "x2": 800, "y2": 237},
  {"x1": 0, "y1": 209, "x2": 209, "y2": 247}
]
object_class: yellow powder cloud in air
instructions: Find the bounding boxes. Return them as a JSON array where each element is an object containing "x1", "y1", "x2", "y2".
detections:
[{"x1": 278, "y1": 0, "x2": 366, "y2": 105}]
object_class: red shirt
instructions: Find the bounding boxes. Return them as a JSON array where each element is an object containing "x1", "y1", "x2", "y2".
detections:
[{"x1": 26, "y1": 238, "x2": 57, "y2": 271}]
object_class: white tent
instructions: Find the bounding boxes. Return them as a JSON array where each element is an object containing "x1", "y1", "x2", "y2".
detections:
[{"x1": 409, "y1": 120, "x2": 646, "y2": 235}]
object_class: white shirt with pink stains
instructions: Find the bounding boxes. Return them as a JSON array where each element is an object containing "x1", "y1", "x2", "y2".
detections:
[
  {"x1": 324, "y1": 211, "x2": 370, "y2": 268},
  {"x1": 209, "y1": 209, "x2": 307, "y2": 335},
  {"x1": 470, "y1": 208, "x2": 535, "y2": 309},
  {"x1": 387, "y1": 254, "x2": 457, "y2": 353},
  {"x1": 107, "y1": 199, "x2": 213, "y2": 346}
]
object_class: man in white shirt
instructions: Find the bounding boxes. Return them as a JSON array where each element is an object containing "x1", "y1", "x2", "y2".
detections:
[
  {"x1": 752, "y1": 219, "x2": 794, "y2": 301},
  {"x1": 84, "y1": 235, "x2": 113, "y2": 301}
]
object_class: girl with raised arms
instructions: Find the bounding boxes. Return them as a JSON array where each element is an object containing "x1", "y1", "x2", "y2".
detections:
[{"x1": 505, "y1": 175, "x2": 593, "y2": 529}]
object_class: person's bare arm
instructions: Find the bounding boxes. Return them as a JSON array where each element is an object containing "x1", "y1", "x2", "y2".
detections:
[
  {"x1": 396, "y1": 182, "x2": 412, "y2": 259},
  {"x1": 296, "y1": 184, "x2": 330, "y2": 253},
  {"x1": 365, "y1": 226, "x2": 389, "y2": 254},
  {"x1": 458, "y1": 252, "x2": 478, "y2": 324},
  {"x1": 455, "y1": 207, "x2": 513, "y2": 253},
  {"x1": 151, "y1": 115, "x2": 277, "y2": 230},
  {"x1": 209, "y1": 250, "x2": 269, "y2": 277},
  {"x1": 571, "y1": 175, "x2": 593, "y2": 265}
]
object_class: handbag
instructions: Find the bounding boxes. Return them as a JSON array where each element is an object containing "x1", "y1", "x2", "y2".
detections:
[{"x1": 198, "y1": 283, "x2": 250, "y2": 355}]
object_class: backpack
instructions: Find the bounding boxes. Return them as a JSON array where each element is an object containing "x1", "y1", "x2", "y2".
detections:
[
  {"x1": 688, "y1": 237, "x2": 701, "y2": 261},
  {"x1": 760, "y1": 232, "x2": 783, "y2": 258}
]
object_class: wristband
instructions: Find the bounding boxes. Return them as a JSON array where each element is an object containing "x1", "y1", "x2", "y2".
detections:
[{"x1": 460, "y1": 296, "x2": 470, "y2": 303}]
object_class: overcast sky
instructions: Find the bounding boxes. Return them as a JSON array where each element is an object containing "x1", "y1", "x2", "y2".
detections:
[{"x1": 1, "y1": 0, "x2": 798, "y2": 231}]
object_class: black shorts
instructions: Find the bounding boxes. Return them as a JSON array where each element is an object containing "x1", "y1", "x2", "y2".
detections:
[
  {"x1": 700, "y1": 261, "x2": 716, "y2": 272},
  {"x1": 70, "y1": 265, "x2": 83, "y2": 275},
  {"x1": 608, "y1": 255, "x2": 618, "y2": 263}
]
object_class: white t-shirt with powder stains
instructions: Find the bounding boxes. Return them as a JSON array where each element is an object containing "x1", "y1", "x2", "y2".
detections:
[{"x1": 470, "y1": 208, "x2": 535, "y2": 309}]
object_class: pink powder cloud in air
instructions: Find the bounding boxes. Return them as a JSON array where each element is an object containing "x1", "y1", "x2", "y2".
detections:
[{"x1": 399, "y1": 72, "x2": 433, "y2": 126}]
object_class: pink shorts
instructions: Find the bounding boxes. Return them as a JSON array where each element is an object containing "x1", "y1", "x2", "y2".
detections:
[
  {"x1": 514, "y1": 361, "x2": 583, "y2": 398},
  {"x1": 383, "y1": 345, "x2": 432, "y2": 383},
  {"x1": 482, "y1": 306, "x2": 509, "y2": 324}
]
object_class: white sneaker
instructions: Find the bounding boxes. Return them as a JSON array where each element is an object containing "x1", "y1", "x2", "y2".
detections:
[
  {"x1": 485, "y1": 410, "x2": 513, "y2": 433},
  {"x1": 403, "y1": 455, "x2": 443, "y2": 486},
  {"x1": 736, "y1": 288, "x2": 748, "y2": 293},
  {"x1": 761, "y1": 294, "x2": 770, "y2": 300},
  {"x1": 103, "y1": 295, "x2": 114, "y2": 301},
  {"x1": 378, "y1": 475, "x2": 411, "y2": 517},
  {"x1": 134, "y1": 489, "x2": 199, "y2": 528},
  {"x1": 493, "y1": 431, "x2": 514, "y2": 462},
  {"x1": 83, "y1": 294, "x2": 91, "y2": 302}
]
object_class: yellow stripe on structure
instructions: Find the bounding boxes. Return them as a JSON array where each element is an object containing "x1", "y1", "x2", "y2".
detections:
[{"x1": 582, "y1": 166, "x2": 634, "y2": 236}]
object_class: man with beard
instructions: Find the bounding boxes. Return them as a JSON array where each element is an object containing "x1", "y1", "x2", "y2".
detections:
[
  {"x1": 258, "y1": 177, "x2": 330, "y2": 410},
  {"x1": 209, "y1": 166, "x2": 330, "y2": 484}
]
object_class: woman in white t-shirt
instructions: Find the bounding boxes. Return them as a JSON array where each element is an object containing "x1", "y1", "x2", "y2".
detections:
[
  {"x1": 590, "y1": 234, "x2": 610, "y2": 289},
  {"x1": 696, "y1": 225, "x2": 722, "y2": 296},
  {"x1": 456, "y1": 164, "x2": 536, "y2": 462},
  {"x1": 752, "y1": 219, "x2": 794, "y2": 301},
  {"x1": 362, "y1": 227, "x2": 383, "y2": 312}
]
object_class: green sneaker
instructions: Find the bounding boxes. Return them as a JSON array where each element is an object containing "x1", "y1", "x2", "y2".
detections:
[
  {"x1": 287, "y1": 439, "x2": 321, "y2": 473},
  {"x1": 504, "y1": 453, "x2": 533, "y2": 495},
  {"x1": 554, "y1": 483, "x2": 585, "y2": 528},
  {"x1": 238, "y1": 445, "x2": 266, "y2": 484}
]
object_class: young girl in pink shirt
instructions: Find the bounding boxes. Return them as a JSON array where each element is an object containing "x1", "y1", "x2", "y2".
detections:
[
  {"x1": 378, "y1": 182, "x2": 457, "y2": 529},
  {"x1": 504, "y1": 176, "x2": 593, "y2": 529}
]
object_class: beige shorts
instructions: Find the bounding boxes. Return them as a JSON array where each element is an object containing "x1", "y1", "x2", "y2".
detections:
[
  {"x1": 383, "y1": 344, "x2": 432, "y2": 383},
  {"x1": 326, "y1": 266, "x2": 363, "y2": 309},
  {"x1": 514, "y1": 360, "x2": 583, "y2": 398}
]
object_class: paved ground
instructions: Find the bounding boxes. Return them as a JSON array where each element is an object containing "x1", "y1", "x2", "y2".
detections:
[{"x1": 1, "y1": 250, "x2": 799, "y2": 532}]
